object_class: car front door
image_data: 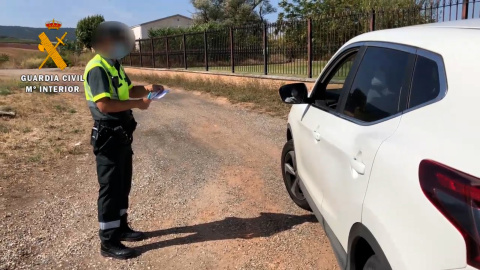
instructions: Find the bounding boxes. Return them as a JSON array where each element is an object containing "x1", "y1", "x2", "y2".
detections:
[
  {"x1": 295, "y1": 46, "x2": 364, "y2": 212},
  {"x1": 316, "y1": 45, "x2": 416, "y2": 249}
]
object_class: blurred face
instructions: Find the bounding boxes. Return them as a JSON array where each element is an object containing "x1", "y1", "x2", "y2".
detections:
[
  {"x1": 97, "y1": 38, "x2": 130, "y2": 60},
  {"x1": 93, "y1": 21, "x2": 134, "y2": 60}
]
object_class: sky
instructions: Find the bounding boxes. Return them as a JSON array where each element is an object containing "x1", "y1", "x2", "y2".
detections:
[{"x1": 0, "y1": 0, "x2": 281, "y2": 28}]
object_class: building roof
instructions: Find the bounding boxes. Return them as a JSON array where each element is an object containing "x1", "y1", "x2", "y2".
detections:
[{"x1": 131, "y1": 14, "x2": 192, "y2": 28}]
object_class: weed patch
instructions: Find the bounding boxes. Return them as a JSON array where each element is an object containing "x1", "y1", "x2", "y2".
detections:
[
  {"x1": 0, "y1": 53, "x2": 9, "y2": 64},
  {"x1": 0, "y1": 123, "x2": 10, "y2": 133},
  {"x1": 28, "y1": 154, "x2": 42, "y2": 162},
  {"x1": 0, "y1": 88, "x2": 12, "y2": 96}
]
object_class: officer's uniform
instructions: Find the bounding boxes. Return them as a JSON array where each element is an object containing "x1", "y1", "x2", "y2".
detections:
[{"x1": 84, "y1": 54, "x2": 137, "y2": 243}]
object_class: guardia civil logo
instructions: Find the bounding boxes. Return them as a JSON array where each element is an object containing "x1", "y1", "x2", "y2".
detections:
[
  {"x1": 38, "y1": 19, "x2": 67, "y2": 70},
  {"x1": 21, "y1": 19, "x2": 84, "y2": 93}
]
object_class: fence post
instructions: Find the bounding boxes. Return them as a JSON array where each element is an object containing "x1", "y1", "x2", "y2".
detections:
[
  {"x1": 129, "y1": 47, "x2": 132, "y2": 66},
  {"x1": 165, "y1": 37, "x2": 170, "y2": 69},
  {"x1": 263, "y1": 23, "x2": 268, "y2": 75},
  {"x1": 204, "y1": 30, "x2": 209, "y2": 71},
  {"x1": 183, "y1": 34, "x2": 188, "y2": 69},
  {"x1": 369, "y1": 9, "x2": 376, "y2": 31},
  {"x1": 151, "y1": 39, "x2": 155, "y2": 68},
  {"x1": 230, "y1": 27, "x2": 235, "y2": 73},
  {"x1": 139, "y1": 40, "x2": 143, "y2": 67},
  {"x1": 462, "y1": 0, "x2": 469, "y2": 19},
  {"x1": 307, "y1": 18, "x2": 313, "y2": 79}
]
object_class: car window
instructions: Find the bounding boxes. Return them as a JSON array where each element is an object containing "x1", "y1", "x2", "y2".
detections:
[
  {"x1": 313, "y1": 52, "x2": 358, "y2": 110},
  {"x1": 343, "y1": 47, "x2": 410, "y2": 122},
  {"x1": 409, "y1": 56, "x2": 440, "y2": 108}
]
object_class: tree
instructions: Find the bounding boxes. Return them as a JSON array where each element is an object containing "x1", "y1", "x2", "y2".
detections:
[
  {"x1": 191, "y1": 0, "x2": 277, "y2": 26},
  {"x1": 76, "y1": 15, "x2": 105, "y2": 50},
  {"x1": 276, "y1": 0, "x2": 435, "y2": 61},
  {"x1": 191, "y1": 0, "x2": 225, "y2": 24},
  {"x1": 256, "y1": 0, "x2": 277, "y2": 22},
  {"x1": 278, "y1": 0, "x2": 430, "y2": 20}
]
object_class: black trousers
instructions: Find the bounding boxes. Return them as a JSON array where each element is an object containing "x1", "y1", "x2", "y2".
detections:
[{"x1": 93, "y1": 123, "x2": 134, "y2": 243}]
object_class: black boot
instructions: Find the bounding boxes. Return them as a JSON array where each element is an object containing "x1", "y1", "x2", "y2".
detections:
[
  {"x1": 101, "y1": 240, "x2": 137, "y2": 259},
  {"x1": 119, "y1": 214, "x2": 145, "y2": 241}
]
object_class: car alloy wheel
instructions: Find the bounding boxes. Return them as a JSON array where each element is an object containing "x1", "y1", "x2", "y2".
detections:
[
  {"x1": 281, "y1": 140, "x2": 311, "y2": 211},
  {"x1": 284, "y1": 150, "x2": 305, "y2": 201}
]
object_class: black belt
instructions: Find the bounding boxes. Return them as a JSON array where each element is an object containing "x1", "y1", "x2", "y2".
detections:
[
  {"x1": 95, "y1": 120, "x2": 124, "y2": 128},
  {"x1": 94, "y1": 119, "x2": 136, "y2": 132},
  {"x1": 92, "y1": 119, "x2": 137, "y2": 147}
]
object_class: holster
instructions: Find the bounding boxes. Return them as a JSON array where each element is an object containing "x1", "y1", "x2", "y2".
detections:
[{"x1": 91, "y1": 118, "x2": 137, "y2": 154}]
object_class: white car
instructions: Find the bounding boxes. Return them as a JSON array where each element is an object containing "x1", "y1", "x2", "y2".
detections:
[{"x1": 279, "y1": 19, "x2": 480, "y2": 270}]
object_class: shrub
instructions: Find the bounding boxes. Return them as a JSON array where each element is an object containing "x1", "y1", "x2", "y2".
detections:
[
  {"x1": 20, "y1": 57, "x2": 44, "y2": 69},
  {"x1": 64, "y1": 51, "x2": 95, "y2": 67},
  {"x1": 0, "y1": 53, "x2": 9, "y2": 64},
  {"x1": 148, "y1": 22, "x2": 224, "y2": 38}
]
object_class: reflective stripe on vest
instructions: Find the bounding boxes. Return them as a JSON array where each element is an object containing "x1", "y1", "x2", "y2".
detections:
[{"x1": 83, "y1": 54, "x2": 130, "y2": 103}]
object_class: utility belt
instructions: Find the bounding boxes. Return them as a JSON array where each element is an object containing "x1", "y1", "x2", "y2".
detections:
[{"x1": 91, "y1": 119, "x2": 137, "y2": 153}]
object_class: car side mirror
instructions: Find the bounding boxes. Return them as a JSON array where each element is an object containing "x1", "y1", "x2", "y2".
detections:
[{"x1": 279, "y1": 83, "x2": 309, "y2": 104}]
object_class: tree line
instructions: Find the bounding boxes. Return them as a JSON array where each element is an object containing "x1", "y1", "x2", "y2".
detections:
[{"x1": 74, "y1": 0, "x2": 436, "y2": 64}]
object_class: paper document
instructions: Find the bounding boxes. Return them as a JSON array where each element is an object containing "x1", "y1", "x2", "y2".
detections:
[{"x1": 147, "y1": 90, "x2": 170, "y2": 100}]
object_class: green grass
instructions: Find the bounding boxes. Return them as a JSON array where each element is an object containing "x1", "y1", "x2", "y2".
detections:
[
  {"x1": 130, "y1": 73, "x2": 292, "y2": 116},
  {"x1": 28, "y1": 154, "x2": 42, "y2": 162},
  {"x1": 0, "y1": 80, "x2": 31, "y2": 96},
  {"x1": 54, "y1": 104, "x2": 68, "y2": 112},
  {"x1": 188, "y1": 61, "x2": 328, "y2": 78},
  {"x1": 0, "y1": 89, "x2": 12, "y2": 96}
]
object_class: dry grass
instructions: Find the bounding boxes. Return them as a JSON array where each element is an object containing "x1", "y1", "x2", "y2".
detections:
[
  {"x1": 129, "y1": 72, "x2": 291, "y2": 117},
  {"x1": 66, "y1": 51, "x2": 95, "y2": 67},
  {"x1": 0, "y1": 47, "x2": 45, "y2": 69},
  {"x1": 0, "y1": 47, "x2": 94, "y2": 69},
  {"x1": 0, "y1": 78, "x2": 91, "y2": 180}
]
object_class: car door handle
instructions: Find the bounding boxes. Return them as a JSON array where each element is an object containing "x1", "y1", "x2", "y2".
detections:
[
  {"x1": 313, "y1": 130, "x2": 321, "y2": 141},
  {"x1": 350, "y1": 157, "x2": 365, "y2": 175}
]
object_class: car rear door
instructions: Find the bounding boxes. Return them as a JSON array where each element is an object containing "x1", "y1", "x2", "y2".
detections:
[{"x1": 315, "y1": 44, "x2": 416, "y2": 249}]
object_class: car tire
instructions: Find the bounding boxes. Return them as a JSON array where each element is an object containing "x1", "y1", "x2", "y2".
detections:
[
  {"x1": 281, "y1": 140, "x2": 311, "y2": 211},
  {"x1": 363, "y1": 254, "x2": 384, "y2": 270}
]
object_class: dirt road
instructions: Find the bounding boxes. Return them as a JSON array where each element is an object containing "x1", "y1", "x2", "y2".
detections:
[{"x1": 1, "y1": 68, "x2": 336, "y2": 269}]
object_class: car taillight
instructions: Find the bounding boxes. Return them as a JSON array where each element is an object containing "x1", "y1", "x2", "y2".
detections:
[{"x1": 419, "y1": 159, "x2": 480, "y2": 268}]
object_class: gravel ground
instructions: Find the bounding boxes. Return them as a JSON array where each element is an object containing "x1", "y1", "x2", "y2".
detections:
[{"x1": 1, "y1": 71, "x2": 337, "y2": 269}]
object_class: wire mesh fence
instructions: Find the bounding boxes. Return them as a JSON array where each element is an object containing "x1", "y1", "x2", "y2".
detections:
[{"x1": 124, "y1": 0, "x2": 480, "y2": 78}]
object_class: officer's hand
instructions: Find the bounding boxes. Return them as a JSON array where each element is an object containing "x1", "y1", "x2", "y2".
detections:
[
  {"x1": 145, "y1": 84, "x2": 165, "y2": 92},
  {"x1": 137, "y1": 98, "x2": 152, "y2": 110}
]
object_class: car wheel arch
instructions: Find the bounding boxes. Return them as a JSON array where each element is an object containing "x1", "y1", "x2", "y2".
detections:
[
  {"x1": 286, "y1": 124, "x2": 293, "y2": 141},
  {"x1": 347, "y1": 223, "x2": 391, "y2": 270}
]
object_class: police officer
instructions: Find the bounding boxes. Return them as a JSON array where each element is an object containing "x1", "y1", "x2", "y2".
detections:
[{"x1": 84, "y1": 21, "x2": 164, "y2": 259}]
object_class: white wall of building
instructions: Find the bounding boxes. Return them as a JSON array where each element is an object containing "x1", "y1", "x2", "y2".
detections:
[
  {"x1": 131, "y1": 15, "x2": 193, "y2": 41},
  {"x1": 132, "y1": 26, "x2": 143, "y2": 40}
]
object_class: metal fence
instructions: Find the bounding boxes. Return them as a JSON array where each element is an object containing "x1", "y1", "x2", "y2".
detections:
[{"x1": 124, "y1": 0, "x2": 480, "y2": 78}]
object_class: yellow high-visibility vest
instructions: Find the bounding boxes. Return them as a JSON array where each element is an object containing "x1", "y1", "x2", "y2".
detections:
[{"x1": 84, "y1": 54, "x2": 131, "y2": 102}]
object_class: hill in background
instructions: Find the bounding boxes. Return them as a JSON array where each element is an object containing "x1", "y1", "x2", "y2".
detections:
[{"x1": 0, "y1": 26, "x2": 76, "y2": 43}]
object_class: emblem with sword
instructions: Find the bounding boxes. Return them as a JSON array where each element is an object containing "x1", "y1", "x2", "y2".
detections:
[{"x1": 38, "y1": 31, "x2": 68, "y2": 70}]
